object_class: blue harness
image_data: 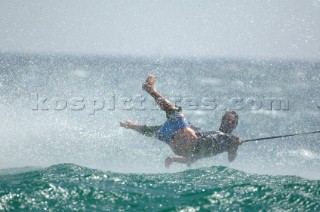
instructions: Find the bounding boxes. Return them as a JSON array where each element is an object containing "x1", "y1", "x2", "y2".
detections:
[{"x1": 158, "y1": 112, "x2": 190, "y2": 144}]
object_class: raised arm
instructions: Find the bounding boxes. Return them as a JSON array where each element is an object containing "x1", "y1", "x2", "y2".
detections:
[{"x1": 120, "y1": 120, "x2": 161, "y2": 136}]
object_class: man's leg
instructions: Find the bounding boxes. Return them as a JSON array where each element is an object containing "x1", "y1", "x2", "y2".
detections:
[
  {"x1": 142, "y1": 75, "x2": 177, "y2": 112},
  {"x1": 165, "y1": 156, "x2": 193, "y2": 168}
]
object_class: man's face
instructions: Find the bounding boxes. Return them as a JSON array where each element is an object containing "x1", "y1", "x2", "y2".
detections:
[{"x1": 223, "y1": 114, "x2": 238, "y2": 130}]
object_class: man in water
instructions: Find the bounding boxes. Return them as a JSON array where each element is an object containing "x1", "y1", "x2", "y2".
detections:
[{"x1": 120, "y1": 75, "x2": 242, "y2": 168}]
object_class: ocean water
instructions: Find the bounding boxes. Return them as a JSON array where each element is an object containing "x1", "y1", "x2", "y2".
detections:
[
  {"x1": 0, "y1": 53, "x2": 319, "y2": 210},
  {"x1": 0, "y1": 164, "x2": 319, "y2": 211}
]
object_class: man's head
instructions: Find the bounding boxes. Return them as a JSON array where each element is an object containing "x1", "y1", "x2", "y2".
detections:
[{"x1": 219, "y1": 111, "x2": 239, "y2": 134}]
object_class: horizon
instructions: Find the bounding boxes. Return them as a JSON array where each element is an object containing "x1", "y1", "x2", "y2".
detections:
[{"x1": 2, "y1": 50, "x2": 320, "y2": 64}]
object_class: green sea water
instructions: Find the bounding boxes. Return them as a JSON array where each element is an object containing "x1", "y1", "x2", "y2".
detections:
[{"x1": 1, "y1": 164, "x2": 319, "y2": 211}]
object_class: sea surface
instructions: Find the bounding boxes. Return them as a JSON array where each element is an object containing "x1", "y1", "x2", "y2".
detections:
[
  {"x1": 1, "y1": 164, "x2": 319, "y2": 211},
  {"x1": 0, "y1": 53, "x2": 319, "y2": 210}
]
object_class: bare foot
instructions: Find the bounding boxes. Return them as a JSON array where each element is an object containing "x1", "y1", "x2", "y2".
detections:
[
  {"x1": 120, "y1": 120, "x2": 139, "y2": 129},
  {"x1": 165, "y1": 156, "x2": 173, "y2": 168},
  {"x1": 142, "y1": 75, "x2": 156, "y2": 93}
]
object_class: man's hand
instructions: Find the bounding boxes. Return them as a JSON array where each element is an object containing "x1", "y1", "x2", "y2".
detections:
[
  {"x1": 120, "y1": 120, "x2": 143, "y2": 131},
  {"x1": 232, "y1": 135, "x2": 243, "y2": 146}
]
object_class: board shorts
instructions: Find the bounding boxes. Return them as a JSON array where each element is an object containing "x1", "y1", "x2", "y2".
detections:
[{"x1": 140, "y1": 106, "x2": 191, "y2": 144}]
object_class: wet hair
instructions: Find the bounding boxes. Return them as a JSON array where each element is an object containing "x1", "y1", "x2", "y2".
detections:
[{"x1": 219, "y1": 111, "x2": 239, "y2": 134}]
